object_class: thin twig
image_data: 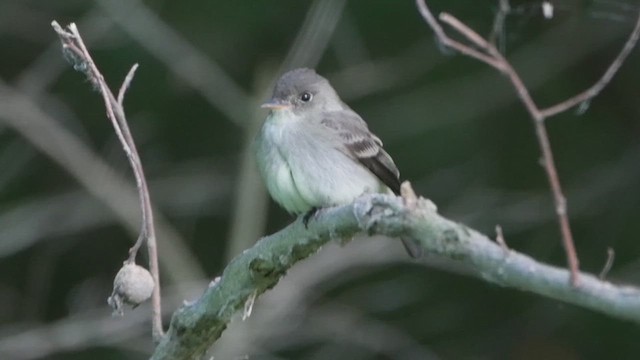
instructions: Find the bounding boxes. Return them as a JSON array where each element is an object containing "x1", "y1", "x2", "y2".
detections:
[
  {"x1": 118, "y1": 63, "x2": 139, "y2": 106},
  {"x1": 488, "y1": 0, "x2": 510, "y2": 52},
  {"x1": 414, "y1": 1, "x2": 640, "y2": 286},
  {"x1": 599, "y1": 247, "x2": 616, "y2": 280},
  {"x1": 51, "y1": 21, "x2": 164, "y2": 342},
  {"x1": 531, "y1": 119, "x2": 580, "y2": 285},
  {"x1": 440, "y1": 13, "x2": 495, "y2": 54},
  {"x1": 415, "y1": 0, "x2": 506, "y2": 69},
  {"x1": 540, "y1": 10, "x2": 640, "y2": 118},
  {"x1": 495, "y1": 225, "x2": 508, "y2": 252}
]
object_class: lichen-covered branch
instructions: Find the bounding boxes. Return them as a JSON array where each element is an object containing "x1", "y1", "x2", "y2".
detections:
[{"x1": 151, "y1": 193, "x2": 640, "y2": 359}]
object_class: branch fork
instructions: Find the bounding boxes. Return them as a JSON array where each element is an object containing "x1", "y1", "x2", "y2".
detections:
[{"x1": 416, "y1": 0, "x2": 640, "y2": 285}]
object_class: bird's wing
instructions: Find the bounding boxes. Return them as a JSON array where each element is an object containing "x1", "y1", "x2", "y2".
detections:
[{"x1": 320, "y1": 112, "x2": 401, "y2": 195}]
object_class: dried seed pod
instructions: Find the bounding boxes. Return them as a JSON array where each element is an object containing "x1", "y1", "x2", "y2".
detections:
[{"x1": 108, "y1": 263, "x2": 154, "y2": 315}]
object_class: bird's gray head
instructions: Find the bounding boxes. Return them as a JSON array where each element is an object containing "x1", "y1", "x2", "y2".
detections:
[{"x1": 262, "y1": 68, "x2": 343, "y2": 114}]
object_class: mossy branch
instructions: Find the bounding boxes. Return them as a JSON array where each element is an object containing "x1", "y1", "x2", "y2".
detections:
[{"x1": 151, "y1": 192, "x2": 640, "y2": 359}]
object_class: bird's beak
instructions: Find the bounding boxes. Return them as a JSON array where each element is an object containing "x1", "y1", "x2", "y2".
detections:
[{"x1": 261, "y1": 99, "x2": 292, "y2": 110}]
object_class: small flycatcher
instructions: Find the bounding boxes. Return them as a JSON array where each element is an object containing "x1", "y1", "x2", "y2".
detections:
[{"x1": 255, "y1": 68, "x2": 421, "y2": 258}]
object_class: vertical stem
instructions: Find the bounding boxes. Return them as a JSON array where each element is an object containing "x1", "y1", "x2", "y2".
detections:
[
  {"x1": 533, "y1": 119, "x2": 580, "y2": 285},
  {"x1": 52, "y1": 21, "x2": 165, "y2": 341},
  {"x1": 147, "y1": 231, "x2": 163, "y2": 341}
]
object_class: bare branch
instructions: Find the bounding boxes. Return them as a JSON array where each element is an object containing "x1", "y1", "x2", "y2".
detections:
[
  {"x1": 488, "y1": 0, "x2": 510, "y2": 52},
  {"x1": 540, "y1": 10, "x2": 640, "y2": 118},
  {"x1": 414, "y1": 0, "x2": 640, "y2": 286},
  {"x1": 415, "y1": 0, "x2": 640, "y2": 284},
  {"x1": 415, "y1": 0, "x2": 505, "y2": 69},
  {"x1": 439, "y1": 13, "x2": 496, "y2": 55},
  {"x1": 51, "y1": 21, "x2": 163, "y2": 342}
]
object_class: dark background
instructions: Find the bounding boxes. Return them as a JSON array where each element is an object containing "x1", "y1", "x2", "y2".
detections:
[{"x1": 0, "y1": 0, "x2": 639, "y2": 359}]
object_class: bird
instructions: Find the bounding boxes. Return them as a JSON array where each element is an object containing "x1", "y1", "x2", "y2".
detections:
[{"x1": 254, "y1": 68, "x2": 422, "y2": 258}]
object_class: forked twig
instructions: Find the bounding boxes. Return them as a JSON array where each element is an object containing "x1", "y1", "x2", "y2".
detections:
[
  {"x1": 416, "y1": 0, "x2": 640, "y2": 286},
  {"x1": 51, "y1": 21, "x2": 163, "y2": 342}
]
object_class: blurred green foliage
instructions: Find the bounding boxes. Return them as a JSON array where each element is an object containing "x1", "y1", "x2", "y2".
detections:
[{"x1": 0, "y1": 0, "x2": 639, "y2": 359}]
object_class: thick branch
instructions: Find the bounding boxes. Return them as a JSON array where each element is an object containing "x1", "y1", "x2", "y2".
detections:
[{"x1": 151, "y1": 194, "x2": 640, "y2": 359}]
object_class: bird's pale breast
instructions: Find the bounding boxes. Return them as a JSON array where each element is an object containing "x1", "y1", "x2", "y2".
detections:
[{"x1": 255, "y1": 110, "x2": 386, "y2": 214}]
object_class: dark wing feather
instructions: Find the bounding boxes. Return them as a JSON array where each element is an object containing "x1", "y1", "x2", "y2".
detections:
[
  {"x1": 321, "y1": 113, "x2": 401, "y2": 195},
  {"x1": 321, "y1": 112, "x2": 422, "y2": 258}
]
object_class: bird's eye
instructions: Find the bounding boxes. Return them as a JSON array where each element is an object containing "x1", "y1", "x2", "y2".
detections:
[{"x1": 300, "y1": 92, "x2": 313, "y2": 102}]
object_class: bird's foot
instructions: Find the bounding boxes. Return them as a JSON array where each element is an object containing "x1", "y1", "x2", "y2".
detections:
[{"x1": 302, "y1": 207, "x2": 319, "y2": 229}]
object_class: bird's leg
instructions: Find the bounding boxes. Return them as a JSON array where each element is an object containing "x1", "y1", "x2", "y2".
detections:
[{"x1": 302, "y1": 207, "x2": 319, "y2": 228}]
